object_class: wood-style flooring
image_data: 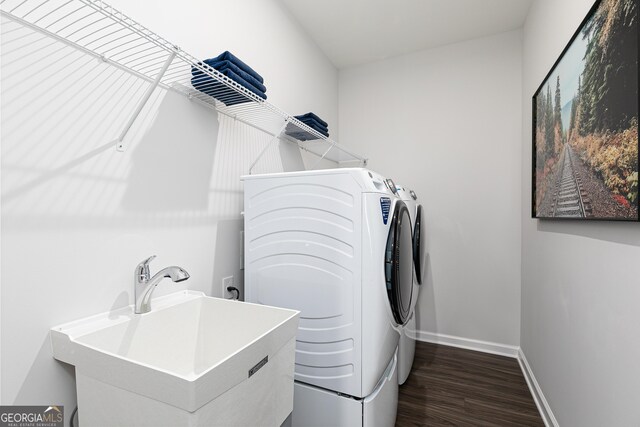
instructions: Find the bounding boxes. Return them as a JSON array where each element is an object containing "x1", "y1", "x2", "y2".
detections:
[{"x1": 396, "y1": 341, "x2": 544, "y2": 426}]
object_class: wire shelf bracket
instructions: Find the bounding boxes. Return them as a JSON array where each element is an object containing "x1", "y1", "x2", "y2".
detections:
[
  {"x1": 248, "y1": 120, "x2": 290, "y2": 174},
  {"x1": 115, "y1": 48, "x2": 176, "y2": 152}
]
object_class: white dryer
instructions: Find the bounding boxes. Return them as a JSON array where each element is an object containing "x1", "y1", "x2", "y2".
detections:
[
  {"x1": 242, "y1": 168, "x2": 414, "y2": 427},
  {"x1": 395, "y1": 185, "x2": 426, "y2": 385}
]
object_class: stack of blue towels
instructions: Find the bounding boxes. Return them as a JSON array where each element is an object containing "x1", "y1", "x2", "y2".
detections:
[
  {"x1": 191, "y1": 51, "x2": 267, "y2": 106},
  {"x1": 285, "y1": 112, "x2": 330, "y2": 141}
]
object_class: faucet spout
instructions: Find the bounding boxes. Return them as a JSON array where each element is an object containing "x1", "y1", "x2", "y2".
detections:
[
  {"x1": 147, "y1": 266, "x2": 190, "y2": 288},
  {"x1": 134, "y1": 257, "x2": 190, "y2": 314}
]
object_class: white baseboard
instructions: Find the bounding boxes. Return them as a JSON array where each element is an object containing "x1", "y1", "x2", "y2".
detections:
[
  {"x1": 517, "y1": 348, "x2": 559, "y2": 427},
  {"x1": 415, "y1": 330, "x2": 519, "y2": 358}
]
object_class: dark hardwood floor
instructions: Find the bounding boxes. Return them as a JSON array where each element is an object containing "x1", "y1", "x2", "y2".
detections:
[{"x1": 396, "y1": 341, "x2": 544, "y2": 426}]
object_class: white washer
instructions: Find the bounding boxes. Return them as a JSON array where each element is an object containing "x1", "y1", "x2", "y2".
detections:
[
  {"x1": 395, "y1": 185, "x2": 426, "y2": 385},
  {"x1": 242, "y1": 168, "x2": 414, "y2": 427}
]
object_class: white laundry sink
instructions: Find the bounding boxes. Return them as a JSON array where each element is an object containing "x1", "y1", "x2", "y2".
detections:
[{"x1": 50, "y1": 291, "x2": 299, "y2": 427}]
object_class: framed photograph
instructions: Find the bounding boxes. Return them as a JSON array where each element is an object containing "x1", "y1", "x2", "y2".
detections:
[{"x1": 532, "y1": 0, "x2": 639, "y2": 220}]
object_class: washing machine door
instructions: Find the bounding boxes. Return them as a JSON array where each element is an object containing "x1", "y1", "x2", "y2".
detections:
[
  {"x1": 413, "y1": 204, "x2": 425, "y2": 285},
  {"x1": 385, "y1": 201, "x2": 413, "y2": 325}
]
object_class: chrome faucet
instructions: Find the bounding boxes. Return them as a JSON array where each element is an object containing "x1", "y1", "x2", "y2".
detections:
[{"x1": 134, "y1": 255, "x2": 190, "y2": 314}]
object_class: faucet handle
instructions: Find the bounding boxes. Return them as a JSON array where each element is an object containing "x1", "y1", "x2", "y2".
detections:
[
  {"x1": 135, "y1": 255, "x2": 156, "y2": 281},
  {"x1": 140, "y1": 255, "x2": 156, "y2": 267}
]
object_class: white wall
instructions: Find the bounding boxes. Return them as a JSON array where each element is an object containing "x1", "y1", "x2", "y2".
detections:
[
  {"x1": 339, "y1": 30, "x2": 523, "y2": 348},
  {"x1": 521, "y1": 1, "x2": 640, "y2": 425},
  {"x1": 0, "y1": 0, "x2": 338, "y2": 423}
]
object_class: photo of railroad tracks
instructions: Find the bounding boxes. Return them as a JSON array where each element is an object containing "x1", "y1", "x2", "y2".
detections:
[{"x1": 533, "y1": 0, "x2": 638, "y2": 220}]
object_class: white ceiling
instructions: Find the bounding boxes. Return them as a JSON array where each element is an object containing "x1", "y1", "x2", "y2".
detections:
[{"x1": 279, "y1": 0, "x2": 533, "y2": 69}]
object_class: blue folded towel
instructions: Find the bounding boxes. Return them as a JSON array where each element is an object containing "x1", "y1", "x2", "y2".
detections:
[
  {"x1": 208, "y1": 51, "x2": 264, "y2": 84},
  {"x1": 294, "y1": 112, "x2": 328, "y2": 128},
  {"x1": 193, "y1": 59, "x2": 267, "y2": 94},
  {"x1": 299, "y1": 121, "x2": 329, "y2": 136},
  {"x1": 191, "y1": 67, "x2": 266, "y2": 106},
  {"x1": 210, "y1": 67, "x2": 266, "y2": 98},
  {"x1": 285, "y1": 122, "x2": 329, "y2": 141},
  {"x1": 297, "y1": 117, "x2": 328, "y2": 132},
  {"x1": 211, "y1": 60, "x2": 266, "y2": 94},
  {"x1": 309, "y1": 125, "x2": 329, "y2": 137}
]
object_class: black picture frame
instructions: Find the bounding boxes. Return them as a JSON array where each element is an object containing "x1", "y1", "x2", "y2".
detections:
[{"x1": 532, "y1": 0, "x2": 639, "y2": 221}]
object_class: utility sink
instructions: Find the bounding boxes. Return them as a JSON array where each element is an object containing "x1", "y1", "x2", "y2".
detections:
[{"x1": 51, "y1": 291, "x2": 299, "y2": 427}]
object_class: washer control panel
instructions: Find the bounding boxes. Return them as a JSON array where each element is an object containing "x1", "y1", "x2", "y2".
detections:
[
  {"x1": 385, "y1": 179, "x2": 397, "y2": 194},
  {"x1": 367, "y1": 170, "x2": 397, "y2": 195}
]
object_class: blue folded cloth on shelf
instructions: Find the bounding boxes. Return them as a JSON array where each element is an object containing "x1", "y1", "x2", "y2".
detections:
[
  {"x1": 190, "y1": 51, "x2": 267, "y2": 106},
  {"x1": 191, "y1": 67, "x2": 266, "y2": 106},
  {"x1": 192, "y1": 59, "x2": 267, "y2": 94},
  {"x1": 289, "y1": 112, "x2": 330, "y2": 140},
  {"x1": 294, "y1": 112, "x2": 328, "y2": 128},
  {"x1": 216, "y1": 67, "x2": 266, "y2": 99},
  {"x1": 284, "y1": 122, "x2": 329, "y2": 141},
  {"x1": 297, "y1": 116, "x2": 328, "y2": 132},
  {"x1": 208, "y1": 50, "x2": 264, "y2": 84},
  {"x1": 310, "y1": 125, "x2": 329, "y2": 137}
]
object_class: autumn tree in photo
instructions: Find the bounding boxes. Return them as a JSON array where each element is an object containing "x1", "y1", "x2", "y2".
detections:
[{"x1": 568, "y1": 0, "x2": 638, "y2": 208}]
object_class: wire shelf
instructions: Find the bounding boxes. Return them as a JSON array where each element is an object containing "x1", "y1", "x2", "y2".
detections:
[{"x1": 0, "y1": 0, "x2": 367, "y2": 167}]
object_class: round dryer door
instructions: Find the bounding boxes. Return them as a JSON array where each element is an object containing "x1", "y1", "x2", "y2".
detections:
[
  {"x1": 385, "y1": 201, "x2": 413, "y2": 325},
  {"x1": 414, "y1": 204, "x2": 426, "y2": 285}
]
